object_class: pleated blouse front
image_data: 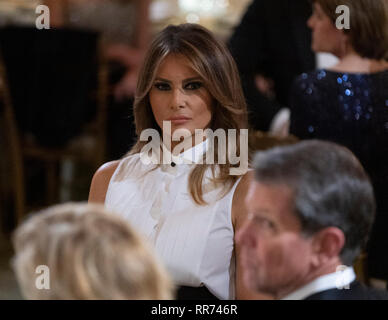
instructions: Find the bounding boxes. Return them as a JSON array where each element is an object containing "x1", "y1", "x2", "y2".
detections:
[{"x1": 105, "y1": 141, "x2": 240, "y2": 299}]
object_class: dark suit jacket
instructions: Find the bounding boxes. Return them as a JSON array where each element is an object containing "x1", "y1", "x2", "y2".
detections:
[
  {"x1": 228, "y1": 0, "x2": 315, "y2": 130},
  {"x1": 304, "y1": 281, "x2": 388, "y2": 300}
]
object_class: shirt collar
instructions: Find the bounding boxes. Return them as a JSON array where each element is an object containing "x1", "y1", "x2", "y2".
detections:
[
  {"x1": 140, "y1": 138, "x2": 209, "y2": 167},
  {"x1": 281, "y1": 266, "x2": 356, "y2": 300},
  {"x1": 163, "y1": 138, "x2": 208, "y2": 165}
]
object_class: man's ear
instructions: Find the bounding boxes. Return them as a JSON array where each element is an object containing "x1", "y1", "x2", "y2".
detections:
[{"x1": 310, "y1": 227, "x2": 345, "y2": 267}]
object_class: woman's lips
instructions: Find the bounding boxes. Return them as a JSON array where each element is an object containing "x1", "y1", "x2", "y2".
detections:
[{"x1": 167, "y1": 117, "x2": 192, "y2": 125}]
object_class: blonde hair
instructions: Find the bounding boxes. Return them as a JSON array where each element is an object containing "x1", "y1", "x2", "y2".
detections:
[
  {"x1": 125, "y1": 23, "x2": 249, "y2": 205},
  {"x1": 12, "y1": 203, "x2": 174, "y2": 300}
]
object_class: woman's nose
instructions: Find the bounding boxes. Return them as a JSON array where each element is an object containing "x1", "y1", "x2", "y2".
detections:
[{"x1": 170, "y1": 88, "x2": 186, "y2": 109}]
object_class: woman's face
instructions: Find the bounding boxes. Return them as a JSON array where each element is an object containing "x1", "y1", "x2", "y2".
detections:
[
  {"x1": 307, "y1": 2, "x2": 347, "y2": 57},
  {"x1": 149, "y1": 54, "x2": 213, "y2": 140}
]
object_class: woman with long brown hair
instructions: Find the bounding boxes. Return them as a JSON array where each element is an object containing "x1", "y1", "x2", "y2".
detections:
[{"x1": 89, "y1": 24, "x2": 264, "y2": 299}]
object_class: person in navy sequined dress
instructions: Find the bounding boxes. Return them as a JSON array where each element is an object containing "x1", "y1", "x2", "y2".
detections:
[{"x1": 290, "y1": 0, "x2": 388, "y2": 282}]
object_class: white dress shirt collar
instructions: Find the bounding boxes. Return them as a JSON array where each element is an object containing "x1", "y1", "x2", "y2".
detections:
[
  {"x1": 163, "y1": 138, "x2": 209, "y2": 165},
  {"x1": 281, "y1": 266, "x2": 356, "y2": 300},
  {"x1": 140, "y1": 137, "x2": 209, "y2": 168}
]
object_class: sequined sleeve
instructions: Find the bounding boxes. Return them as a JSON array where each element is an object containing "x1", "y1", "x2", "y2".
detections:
[{"x1": 289, "y1": 71, "x2": 322, "y2": 140}]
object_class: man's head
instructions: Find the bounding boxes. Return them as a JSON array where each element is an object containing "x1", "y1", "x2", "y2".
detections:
[
  {"x1": 12, "y1": 203, "x2": 174, "y2": 300},
  {"x1": 237, "y1": 140, "x2": 375, "y2": 298}
]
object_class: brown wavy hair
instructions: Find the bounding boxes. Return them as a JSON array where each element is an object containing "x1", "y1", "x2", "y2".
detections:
[
  {"x1": 126, "y1": 23, "x2": 249, "y2": 205},
  {"x1": 313, "y1": 0, "x2": 388, "y2": 60}
]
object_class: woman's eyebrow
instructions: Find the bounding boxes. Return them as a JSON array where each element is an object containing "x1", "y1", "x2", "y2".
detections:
[
  {"x1": 154, "y1": 76, "x2": 202, "y2": 83},
  {"x1": 183, "y1": 77, "x2": 202, "y2": 82},
  {"x1": 154, "y1": 77, "x2": 171, "y2": 83}
]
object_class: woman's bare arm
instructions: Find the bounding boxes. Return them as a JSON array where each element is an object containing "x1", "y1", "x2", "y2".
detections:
[{"x1": 88, "y1": 161, "x2": 120, "y2": 204}]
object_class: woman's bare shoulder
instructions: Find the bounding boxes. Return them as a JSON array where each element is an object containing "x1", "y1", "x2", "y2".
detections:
[
  {"x1": 97, "y1": 160, "x2": 121, "y2": 176},
  {"x1": 88, "y1": 160, "x2": 121, "y2": 204}
]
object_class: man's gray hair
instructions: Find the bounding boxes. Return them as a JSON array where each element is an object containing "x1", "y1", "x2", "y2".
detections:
[{"x1": 253, "y1": 140, "x2": 375, "y2": 265}]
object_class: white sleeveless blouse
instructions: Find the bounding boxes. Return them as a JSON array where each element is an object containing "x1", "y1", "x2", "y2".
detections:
[{"x1": 105, "y1": 141, "x2": 240, "y2": 299}]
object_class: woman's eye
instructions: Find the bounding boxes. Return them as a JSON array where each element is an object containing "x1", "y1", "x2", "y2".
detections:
[
  {"x1": 154, "y1": 82, "x2": 171, "y2": 91},
  {"x1": 184, "y1": 82, "x2": 203, "y2": 90}
]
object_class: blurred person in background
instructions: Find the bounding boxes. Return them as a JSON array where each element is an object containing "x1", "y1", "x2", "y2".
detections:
[
  {"x1": 45, "y1": 0, "x2": 150, "y2": 99},
  {"x1": 228, "y1": 0, "x2": 316, "y2": 132},
  {"x1": 12, "y1": 202, "x2": 173, "y2": 299},
  {"x1": 237, "y1": 140, "x2": 388, "y2": 300},
  {"x1": 44, "y1": 0, "x2": 151, "y2": 159},
  {"x1": 289, "y1": 0, "x2": 388, "y2": 286}
]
